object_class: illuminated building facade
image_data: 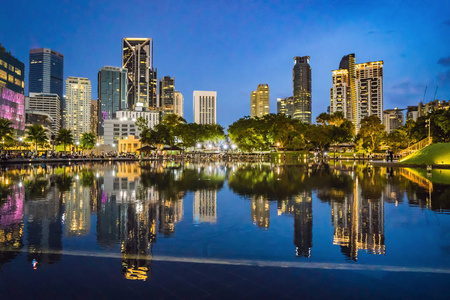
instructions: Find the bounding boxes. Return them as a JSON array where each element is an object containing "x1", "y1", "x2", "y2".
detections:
[
  {"x1": 251, "y1": 196, "x2": 270, "y2": 228},
  {"x1": 293, "y1": 56, "x2": 312, "y2": 124},
  {"x1": 65, "y1": 77, "x2": 91, "y2": 142},
  {"x1": 174, "y1": 91, "x2": 184, "y2": 117},
  {"x1": 97, "y1": 66, "x2": 128, "y2": 136},
  {"x1": 383, "y1": 108, "x2": 404, "y2": 133},
  {"x1": 122, "y1": 38, "x2": 157, "y2": 110},
  {"x1": 193, "y1": 190, "x2": 217, "y2": 223},
  {"x1": 250, "y1": 84, "x2": 269, "y2": 118},
  {"x1": 193, "y1": 91, "x2": 217, "y2": 124},
  {"x1": 330, "y1": 54, "x2": 383, "y2": 132},
  {"x1": 0, "y1": 86, "x2": 25, "y2": 132},
  {"x1": 0, "y1": 44, "x2": 25, "y2": 94},
  {"x1": 90, "y1": 99, "x2": 98, "y2": 136},
  {"x1": 26, "y1": 93, "x2": 61, "y2": 134},
  {"x1": 277, "y1": 96, "x2": 294, "y2": 117},
  {"x1": 159, "y1": 76, "x2": 175, "y2": 117},
  {"x1": 28, "y1": 48, "x2": 63, "y2": 99},
  {"x1": 418, "y1": 99, "x2": 450, "y2": 117},
  {"x1": 159, "y1": 197, "x2": 184, "y2": 236}
]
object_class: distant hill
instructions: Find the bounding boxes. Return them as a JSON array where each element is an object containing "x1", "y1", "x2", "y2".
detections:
[{"x1": 400, "y1": 143, "x2": 450, "y2": 165}]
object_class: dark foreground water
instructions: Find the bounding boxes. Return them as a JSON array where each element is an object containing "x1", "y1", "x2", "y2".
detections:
[{"x1": 0, "y1": 161, "x2": 449, "y2": 299}]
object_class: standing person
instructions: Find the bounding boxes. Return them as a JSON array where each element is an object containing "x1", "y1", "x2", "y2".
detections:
[
  {"x1": 390, "y1": 149, "x2": 394, "y2": 162},
  {"x1": 386, "y1": 149, "x2": 390, "y2": 162}
]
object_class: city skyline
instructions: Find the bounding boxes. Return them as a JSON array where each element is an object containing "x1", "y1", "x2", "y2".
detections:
[{"x1": 1, "y1": 0, "x2": 449, "y2": 127}]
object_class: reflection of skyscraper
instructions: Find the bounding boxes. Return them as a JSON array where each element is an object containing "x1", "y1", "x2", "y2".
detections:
[
  {"x1": 293, "y1": 192, "x2": 312, "y2": 258},
  {"x1": 65, "y1": 179, "x2": 91, "y2": 236},
  {"x1": 251, "y1": 196, "x2": 270, "y2": 228},
  {"x1": 121, "y1": 201, "x2": 158, "y2": 281},
  {"x1": 331, "y1": 177, "x2": 385, "y2": 260},
  {"x1": 159, "y1": 197, "x2": 184, "y2": 236},
  {"x1": 193, "y1": 190, "x2": 217, "y2": 223},
  {"x1": 0, "y1": 185, "x2": 24, "y2": 268}
]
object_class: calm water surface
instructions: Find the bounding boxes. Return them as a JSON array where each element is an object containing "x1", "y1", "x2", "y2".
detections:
[{"x1": 0, "y1": 162, "x2": 449, "y2": 299}]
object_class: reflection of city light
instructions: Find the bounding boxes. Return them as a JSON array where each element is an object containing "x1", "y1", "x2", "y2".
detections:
[
  {"x1": 96, "y1": 173, "x2": 100, "y2": 178},
  {"x1": 136, "y1": 203, "x2": 143, "y2": 214},
  {"x1": 18, "y1": 181, "x2": 22, "y2": 187},
  {"x1": 76, "y1": 175, "x2": 79, "y2": 180}
]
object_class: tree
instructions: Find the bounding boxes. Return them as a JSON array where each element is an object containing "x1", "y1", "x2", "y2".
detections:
[
  {"x1": 25, "y1": 125, "x2": 48, "y2": 152},
  {"x1": 55, "y1": 129, "x2": 74, "y2": 152},
  {"x1": 135, "y1": 116, "x2": 149, "y2": 132},
  {"x1": 0, "y1": 118, "x2": 14, "y2": 147},
  {"x1": 80, "y1": 132, "x2": 96, "y2": 150},
  {"x1": 358, "y1": 115, "x2": 385, "y2": 153}
]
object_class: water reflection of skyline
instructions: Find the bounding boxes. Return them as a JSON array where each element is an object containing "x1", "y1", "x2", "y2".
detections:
[{"x1": 0, "y1": 162, "x2": 449, "y2": 278}]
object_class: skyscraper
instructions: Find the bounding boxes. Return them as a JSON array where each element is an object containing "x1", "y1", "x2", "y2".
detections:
[
  {"x1": 159, "y1": 76, "x2": 175, "y2": 117},
  {"x1": 250, "y1": 84, "x2": 270, "y2": 118},
  {"x1": 277, "y1": 96, "x2": 294, "y2": 117},
  {"x1": 173, "y1": 91, "x2": 184, "y2": 118},
  {"x1": 0, "y1": 43, "x2": 25, "y2": 95},
  {"x1": 29, "y1": 48, "x2": 64, "y2": 99},
  {"x1": 97, "y1": 66, "x2": 128, "y2": 136},
  {"x1": 65, "y1": 77, "x2": 91, "y2": 141},
  {"x1": 330, "y1": 54, "x2": 383, "y2": 131},
  {"x1": 122, "y1": 38, "x2": 157, "y2": 110},
  {"x1": 293, "y1": 56, "x2": 312, "y2": 124},
  {"x1": 193, "y1": 91, "x2": 217, "y2": 124}
]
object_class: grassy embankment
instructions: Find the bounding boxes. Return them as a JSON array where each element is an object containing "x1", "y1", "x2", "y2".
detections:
[{"x1": 400, "y1": 143, "x2": 450, "y2": 165}]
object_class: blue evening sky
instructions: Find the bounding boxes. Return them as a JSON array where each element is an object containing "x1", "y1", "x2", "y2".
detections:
[{"x1": 1, "y1": 0, "x2": 449, "y2": 127}]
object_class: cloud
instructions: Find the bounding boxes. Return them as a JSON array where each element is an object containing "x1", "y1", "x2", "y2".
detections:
[{"x1": 438, "y1": 57, "x2": 450, "y2": 66}]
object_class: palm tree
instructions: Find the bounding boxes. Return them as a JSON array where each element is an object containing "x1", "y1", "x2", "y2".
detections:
[
  {"x1": 55, "y1": 129, "x2": 74, "y2": 152},
  {"x1": 25, "y1": 125, "x2": 48, "y2": 153},
  {"x1": 80, "y1": 132, "x2": 96, "y2": 150},
  {"x1": 0, "y1": 118, "x2": 14, "y2": 149}
]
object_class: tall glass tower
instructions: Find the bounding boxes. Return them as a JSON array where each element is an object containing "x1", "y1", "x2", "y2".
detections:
[
  {"x1": 122, "y1": 38, "x2": 157, "y2": 110},
  {"x1": 293, "y1": 56, "x2": 312, "y2": 124},
  {"x1": 98, "y1": 66, "x2": 128, "y2": 136},
  {"x1": 29, "y1": 48, "x2": 64, "y2": 98}
]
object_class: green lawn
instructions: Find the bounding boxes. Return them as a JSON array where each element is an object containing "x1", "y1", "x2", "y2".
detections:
[{"x1": 400, "y1": 143, "x2": 450, "y2": 165}]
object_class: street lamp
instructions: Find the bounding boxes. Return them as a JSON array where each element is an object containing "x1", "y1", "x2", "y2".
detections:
[{"x1": 425, "y1": 118, "x2": 431, "y2": 141}]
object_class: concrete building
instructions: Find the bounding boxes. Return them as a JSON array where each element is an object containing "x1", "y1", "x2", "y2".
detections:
[
  {"x1": 26, "y1": 93, "x2": 61, "y2": 133},
  {"x1": 293, "y1": 56, "x2": 312, "y2": 123},
  {"x1": 103, "y1": 110, "x2": 159, "y2": 146},
  {"x1": 174, "y1": 91, "x2": 183, "y2": 118},
  {"x1": 330, "y1": 54, "x2": 383, "y2": 132},
  {"x1": 28, "y1": 48, "x2": 64, "y2": 99},
  {"x1": 277, "y1": 96, "x2": 294, "y2": 117},
  {"x1": 122, "y1": 38, "x2": 157, "y2": 110},
  {"x1": 418, "y1": 99, "x2": 450, "y2": 117},
  {"x1": 65, "y1": 77, "x2": 91, "y2": 142},
  {"x1": 193, "y1": 91, "x2": 217, "y2": 124},
  {"x1": 25, "y1": 111, "x2": 54, "y2": 138},
  {"x1": 250, "y1": 84, "x2": 269, "y2": 118},
  {"x1": 383, "y1": 108, "x2": 404, "y2": 133},
  {"x1": 406, "y1": 106, "x2": 419, "y2": 122},
  {"x1": 0, "y1": 43, "x2": 25, "y2": 95},
  {"x1": 97, "y1": 66, "x2": 128, "y2": 136}
]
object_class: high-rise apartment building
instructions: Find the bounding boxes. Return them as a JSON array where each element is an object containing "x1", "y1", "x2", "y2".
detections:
[
  {"x1": 383, "y1": 108, "x2": 404, "y2": 133},
  {"x1": 293, "y1": 56, "x2": 312, "y2": 124},
  {"x1": 0, "y1": 44, "x2": 25, "y2": 94},
  {"x1": 250, "y1": 84, "x2": 269, "y2": 118},
  {"x1": 159, "y1": 76, "x2": 175, "y2": 116},
  {"x1": 277, "y1": 96, "x2": 294, "y2": 117},
  {"x1": 193, "y1": 91, "x2": 217, "y2": 124},
  {"x1": 91, "y1": 100, "x2": 98, "y2": 137},
  {"x1": 173, "y1": 91, "x2": 184, "y2": 117},
  {"x1": 97, "y1": 66, "x2": 128, "y2": 136},
  {"x1": 65, "y1": 77, "x2": 91, "y2": 141},
  {"x1": 122, "y1": 38, "x2": 157, "y2": 110},
  {"x1": 29, "y1": 48, "x2": 64, "y2": 99},
  {"x1": 26, "y1": 93, "x2": 61, "y2": 133},
  {"x1": 330, "y1": 54, "x2": 383, "y2": 131}
]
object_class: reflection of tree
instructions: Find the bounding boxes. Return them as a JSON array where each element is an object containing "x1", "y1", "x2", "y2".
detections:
[
  {"x1": 24, "y1": 174, "x2": 50, "y2": 200},
  {"x1": 80, "y1": 170, "x2": 95, "y2": 187}
]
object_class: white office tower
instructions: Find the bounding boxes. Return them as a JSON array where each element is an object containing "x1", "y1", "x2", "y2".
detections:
[
  {"x1": 65, "y1": 77, "x2": 92, "y2": 141},
  {"x1": 193, "y1": 91, "x2": 217, "y2": 124},
  {"x1": 27, "y1": 93, "x2": 61, "y2": 133}
]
